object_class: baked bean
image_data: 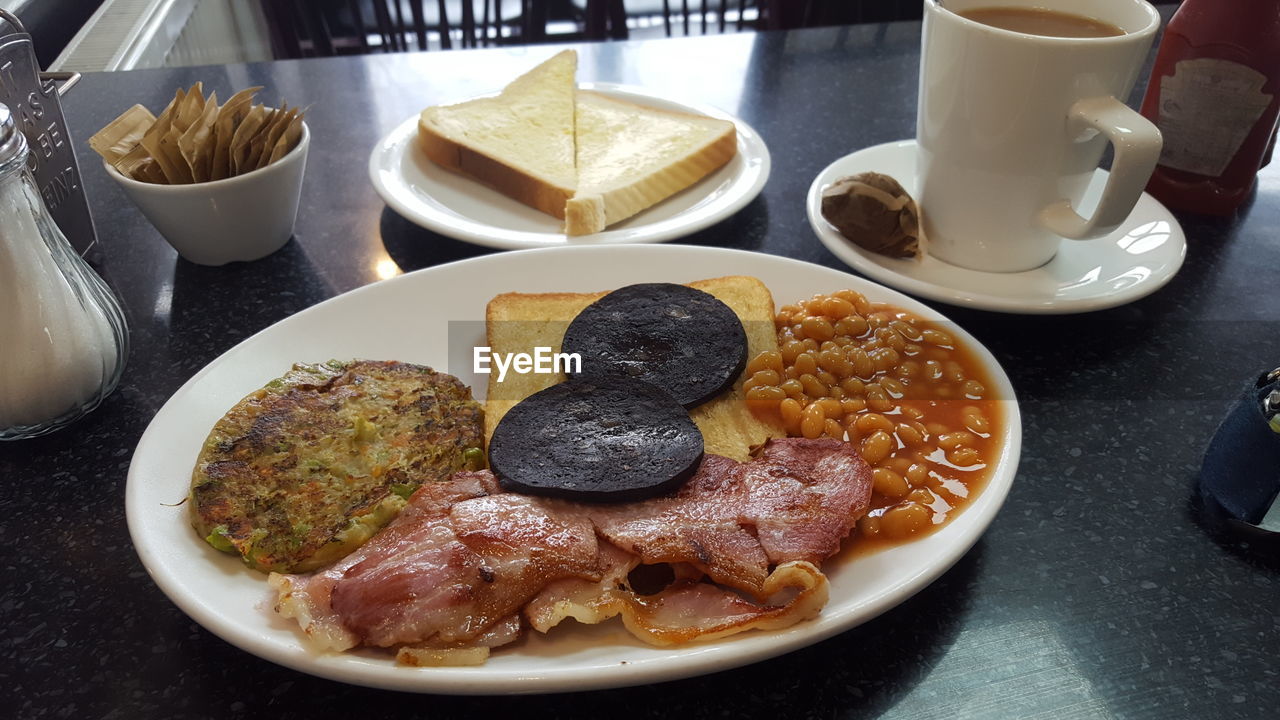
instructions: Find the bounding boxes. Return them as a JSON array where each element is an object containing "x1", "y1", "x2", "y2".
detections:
[
  {"x1": 799, "y1": 373, "x2": 827, "y2": 398},
  {"x1": 746, "y1": 350, "x2": 784, "y2": 376},
  {"x1": 745, "y1": 385, "x2": 786, "y2": 411},
  {"x1": 881, "y1": 503, "x2": 931, "y2": 538},
  {"x1": 962, "y1": 406, "x2": 990, "y2": 434},
  {"x1": 824, "y1": 419, "x2": 845, "y2": 440},
  {"x1": 857, "y1": 514, "x2": 882, "y2": 538},
  {"x1": 779, "y1": 398, "x2": 803, "y2": 434},
  {"x1": 835, "y1": 315, "x2": 869, "y2": 338},
  {"x1": 896, "y1": 360, "x2": 920, "y2": 380},
  {"x1": 800, "y1": 402, "x2": 826, "y2": 439},
  {"x1": 818, "y1": 397, "x2": 843, "y2": 418},
  {"x1": 896, "y1": 422, "x2": 924, "y2": 447},
  {"x1": 944, "y1": 361, "x2": 966, "y2": 384},
  {"x1": 817, "y1": 349, "x2": 841, "y2": 374},
  {"x1": 963, "y1": 380, "x2": 986, "y2": 399},
  {"x1": 861, "y1": 430, "x2": 894, "y2": 464},
  {"x1": 855, "y1": 413, "x2": 894, "y2": 435},
  {"x1": 801, "y1": 316, "x2": 835, "y2": 342},
  {"x1": 937, "y1": 431, "x2": 976, "y2": 450},
  {"x1": 873, "y1": 468, "x2": 909, "y2": 498},
  {"x1": 879, "y1": 376, "x2": 905, "y2": 398},
  {"x1": 841, "y1": 397, "x2": 867, "y2": 414},
  {"x1": 841, "y1": 377, "x2": 865, "y2": 396},
  {"x1": 781, "y1": 340, "x2": 805, "y2": 364},
  {"x1": 794, "y1": 353, "x2": 818, "y2": 376},
  {"x1": 780, "y1": 378, "x2": 804, "y2": 397},
  {"x1": 924, "y1": 360, "x2": 944, "y2": 382},
  {"x1": 926, "y1": 422, "x2": 948, "y2": 436},
  {"x1": 817, "y1": 370, "x2": 837, "y2": 386},
  {"x1": 821, "y1": 297, "x2": 855, "y2": 319},
  {"x1": 866, "y1": 386, "x2": 894, "y2": 413},
  {"x1": 922, "y1": 328, "x2": 953, "y2": 346},
  {"x1": 948, "y1": 447, "x2": 982, "y2": 467},
  {"x1": 744, "y1": 370, "x2": 780, "y2": 390},
  {"x1": 852, "y1": 350, "x2": 875, "y2": 379},
  {"x1": 890, "y1": 320, "x2": 921, "y2": 342},
  {"x1": 883, "y1": 456, "x2": 913, "y2": 475},
  {"x1": 906, "y1": 463, "x2": 929, "y2": 486},
  {"x1": 873, "y1": 348, "x2": 901, "y2": 372}
]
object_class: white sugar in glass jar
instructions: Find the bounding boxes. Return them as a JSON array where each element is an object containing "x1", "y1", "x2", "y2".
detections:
[{"x1": 0, "y1": 102, "x2": 128, "y2": 439}]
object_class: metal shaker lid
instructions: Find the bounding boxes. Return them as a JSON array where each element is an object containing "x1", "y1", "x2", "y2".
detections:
[
  {"x1": 0, "y1": 102, "x2": 13, "y2": 144},
  {"x1": 0, "y1": 101, "x2": 25, "y2": 168}
]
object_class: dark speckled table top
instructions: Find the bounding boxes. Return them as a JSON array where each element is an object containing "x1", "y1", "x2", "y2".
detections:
[{"x1": 4, "y1": 15, "x2": 1279, "y2": 720}]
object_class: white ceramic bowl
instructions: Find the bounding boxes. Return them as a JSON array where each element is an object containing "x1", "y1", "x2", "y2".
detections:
[{"x1": 106, "y1": 123, "x2": 309, "y2": 266}]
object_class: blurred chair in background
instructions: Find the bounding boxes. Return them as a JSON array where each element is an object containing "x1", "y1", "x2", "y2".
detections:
[
  {"x1": 759, "y1": 0, "x2": 922, "y2": 30},
  {"x1": 618, "y1": 0, "x2": 921, "y2": 39},
  {"x1": 259, "y1": 0, "x2": 552, "y2": 58},
  {"x1": 257, "y1": 0, "x2": 925, "y2": 59}
]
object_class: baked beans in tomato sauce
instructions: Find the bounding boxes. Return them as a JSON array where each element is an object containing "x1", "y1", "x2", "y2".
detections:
[{"x1": 743, "y1": 289, "x2": 1001, "y2": 550}]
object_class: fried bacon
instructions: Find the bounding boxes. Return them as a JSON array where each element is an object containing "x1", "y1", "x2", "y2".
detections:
[
  {"x1": 270, "y1": 438, "x2": 871, "y2": 664},
  {"x1": 271, "y1": 472, "x2": 600, "y2": 651}
]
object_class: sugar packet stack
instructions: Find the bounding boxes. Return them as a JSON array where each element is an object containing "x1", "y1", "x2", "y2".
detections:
[{"x1": 90, "y1": 84, "x2": 306, "y2": 184}]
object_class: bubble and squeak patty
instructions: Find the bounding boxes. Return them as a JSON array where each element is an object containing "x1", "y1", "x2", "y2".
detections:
[{"x1": 189, "y1": 360, "x2": 484, "y2": 573}]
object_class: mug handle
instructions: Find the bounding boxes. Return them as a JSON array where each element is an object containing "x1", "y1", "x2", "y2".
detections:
[{"x1": 1038, "y1": 96, "x2": 1163, "y2": 240}]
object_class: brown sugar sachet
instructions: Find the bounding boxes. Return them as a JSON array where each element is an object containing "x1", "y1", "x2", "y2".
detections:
[{"x1": 89, "y1": 84, "x2": 304, "y2": 184}]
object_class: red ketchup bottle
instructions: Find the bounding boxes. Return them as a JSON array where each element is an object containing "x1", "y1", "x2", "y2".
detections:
[{"x1": 1139, "y1": 0, "x2": 1280, "y2": 216}]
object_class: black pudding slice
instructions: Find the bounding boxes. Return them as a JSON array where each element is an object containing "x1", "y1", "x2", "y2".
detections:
[
  {"x1": 561, "y1": 283, "x2": 748, "y2": 409},
  {"x1": 488, "y1": 376, "x2": 704, "y2": 502}
]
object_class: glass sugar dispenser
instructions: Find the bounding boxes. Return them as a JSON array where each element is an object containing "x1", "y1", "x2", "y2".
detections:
[{"x1": 0, "y1": 102, "x2": 127, "y2": 440}]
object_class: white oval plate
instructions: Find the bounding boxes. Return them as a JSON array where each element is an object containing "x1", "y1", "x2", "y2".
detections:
[
  {"x1": 368, "y1": 83, "x2": 770, "y2": 249},
  {"x1": 807, "y1": 140, "x2": 1187, "y2": 314},
  {"x1": 127, "y1": 245, "x2": 1021, "y2": 694}
]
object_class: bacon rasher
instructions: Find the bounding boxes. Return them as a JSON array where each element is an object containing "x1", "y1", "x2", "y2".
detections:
[{"x1": 270, "y1": 438, "x2": 871, "y2": 664}]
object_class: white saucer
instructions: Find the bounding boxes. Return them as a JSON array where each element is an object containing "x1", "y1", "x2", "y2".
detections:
[{"x1": 806, "y1": 140, "x2": 1187, "y2": 314}]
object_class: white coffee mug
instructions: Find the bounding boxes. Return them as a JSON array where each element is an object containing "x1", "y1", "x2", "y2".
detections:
[{"x1": 917, "y1": 0, "x2": 1162, "y2": 273}]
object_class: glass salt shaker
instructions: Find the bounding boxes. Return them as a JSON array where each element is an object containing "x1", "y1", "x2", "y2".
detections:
[{"x1": 0, "y1": 101, "x2": 128, "y2": 440}]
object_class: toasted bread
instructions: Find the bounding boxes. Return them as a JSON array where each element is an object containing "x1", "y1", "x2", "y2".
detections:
[
  {"x1": 484, "y1": 276, "x2": 784, "y2": 462},
  {"x1": 417, "y1": 50, "x2": 577, "y2": 218},
  {"x1": 566, "y1": 91, "x2": 738, "y2": 235}
]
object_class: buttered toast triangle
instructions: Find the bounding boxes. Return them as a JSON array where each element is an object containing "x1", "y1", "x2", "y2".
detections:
[
  {"x1": 566, "y1": 91, "x2": 738, "y2": 236},
  {"x1": 484, "y1": 276, "x2": 785, "y2": 462},
  {"x1": 417, "y1": 49, "x2": 577, "y2": 218}
]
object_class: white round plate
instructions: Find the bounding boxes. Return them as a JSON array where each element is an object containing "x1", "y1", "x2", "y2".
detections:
[
  {"x1": 127, "y1": 245, "x2": 1021, "y2": 694},
  {"x1": 368, "y1": 83, "x2": 770, "y2": 249},
  {"x1": 807, "y1": 140, "x2": 1187, "y2": 314}
]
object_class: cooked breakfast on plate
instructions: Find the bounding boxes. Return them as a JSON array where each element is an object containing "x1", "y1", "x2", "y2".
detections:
[
  {"x1": 185, "y1": 277, "x2": 1001, "y2": 666},
  {"x1": 417, "y1": 50, "x2": 738, "y2": 235}
]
